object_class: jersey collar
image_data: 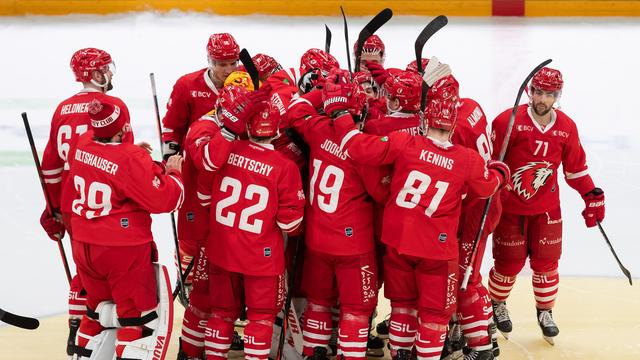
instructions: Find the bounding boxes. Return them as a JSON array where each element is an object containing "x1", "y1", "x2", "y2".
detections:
[
  {"x1": 203, "y1": 69, "x2": 220, "y2": 95},
  {"x1": 527, "y1": 106, "x2": 557, "y2": 134}
]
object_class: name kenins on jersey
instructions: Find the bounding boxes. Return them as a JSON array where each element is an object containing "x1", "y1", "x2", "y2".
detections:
[
  {"x1": 419, "y1": 149, "x2": 454, "y2": 170},
  {"x1": 74, "y1": 149, "x2": 119, "y2": 175},
  {"x1": 227, "y1": 153, "x2": 274, "y2": 176}
]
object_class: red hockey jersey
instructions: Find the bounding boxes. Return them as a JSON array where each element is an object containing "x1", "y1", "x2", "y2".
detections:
[
  {"x1": 207, "y1": 141, "x2": 305, "y2": 276},
  {"x1": 287, "y1": 96, "x2": 389, "y2": 256},
  {"x1": 41, "y1": 90, "x2": 132, "y2": 211},
  {"x1": 65, "y1": 133, "x2": 184, "y2": 246},
  {"x1": 492, "y1": 104, "x2": 595, "y2": 215},
  {"x1": 161, "y1": 68, "x2": 221, "y2": 145},
  {"x1": 335, "y1": 117, "x2": 503, "y2": 260},
  {"x1": 362, "y1": 112, "x2": 421, "y2": 136}
]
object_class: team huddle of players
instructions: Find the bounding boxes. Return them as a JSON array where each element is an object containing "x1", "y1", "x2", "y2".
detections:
[{"x1": 37, "y1": 30, "x2": 605, "y2": 360}]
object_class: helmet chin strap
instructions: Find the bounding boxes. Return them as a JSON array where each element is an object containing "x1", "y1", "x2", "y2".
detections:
[{"x1": 90, "y1": 71, "x2": 111, "y2": 92}]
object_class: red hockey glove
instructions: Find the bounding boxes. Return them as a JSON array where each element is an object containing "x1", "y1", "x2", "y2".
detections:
[
  {"x1": 248, "y1": 83, "x2": 272, "y2": 103},
  {"x1": 487, "y1": 160, "x2": 511, "y2": 189},
  {"x1": 219, "y1": 95, "x2": 257, "y2": 139},
  {"x1": 365, "y1": 61, "x2": 389, "y2": 87},
  {"x1": 322, "y1": 69, "x2": 353, "y2": 118},
  {"x1": 582, "y1": 187, "x2": 605, "y2": 228},
  {"x1": 40, "y1": 209, "x2": 65, "y2": 241}
]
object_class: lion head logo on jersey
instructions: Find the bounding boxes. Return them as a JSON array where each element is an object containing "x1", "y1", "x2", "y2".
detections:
[{"x1": 511, "y1": 161, "x2": 554, "y2": 200}]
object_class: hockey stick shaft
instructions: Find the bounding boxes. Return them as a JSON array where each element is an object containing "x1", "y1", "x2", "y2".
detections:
[
  {"x1": 325, "y1": 24, "x2": 332, "y2": 54},
  {"x1": 239, "y1": 49, "x2": 260, "y2": 91},
  {"x1": 0, "y1": 308, "x2": 39, "y2": 330},
  {"x1": 340, "y1": 6, "x2": 352, "y2": 74},
  {"x1": 354, "y1": 8, "x2": 393, "y2": 73},
  {"x1": 149, "y1": 73, "x2": 189, "y2": 303},
  {"x1": 597, "y1": 222, "x2": 632, "y2": 285},
  {"x1": 414, "y1": 15, "x2": 448, "y2": 112},
  {"x1": 460, "y1": 59, "x2": 552, "y2": 291},
  {"x1": 22, "y1": 112, "x2": 73, "y2": 285},
  {"x1": 276, "y1": 234, "x2": 302, "y2": 360}
]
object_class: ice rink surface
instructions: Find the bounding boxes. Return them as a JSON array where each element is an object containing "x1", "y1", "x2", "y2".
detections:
[{"x1": 0, "y1": 12, "x2": 638, "y2": 319}]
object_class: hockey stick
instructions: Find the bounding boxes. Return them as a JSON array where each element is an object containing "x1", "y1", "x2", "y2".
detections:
[
  {"x1": 239, "y1": 48, "x2": 260, "y2": 91},
  {"x1": 460, "y1": 59, "x2": 552, "y2": 291},
  {"x1": 339, "y1": 6, "x2": 352, "y2": 73},
  {"x1": 597, "y1": 221, "x2": 632, "y2": 285},
  {"x1": 22, "y1": 112, "x2": 73, "y2": 284},
  {"x1": 172, "y1": 260, "x2": 195, "y2": 299},
  {"x1": 414, "y1": 15, "x2": 448, "y2": 112},
  {"x1": 325, "y1": 24, "x2": 332, "y2": 54},
  {"x1": 353, "y1": 8, "x2": 393, "y2": 73},
  {"x1": 276, "y1": 234, "x2": 304, "y2": 360},
  {"x1": 0, "y1": 308, "x2": 39, "y2": 330},
  {"x1": 149, "y1": 73, "x2": 190, "y2": 305}
]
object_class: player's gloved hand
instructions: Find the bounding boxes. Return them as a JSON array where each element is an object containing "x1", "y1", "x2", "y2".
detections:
[
  {"x1": 40, "y1": 209, "x2": 65, "y2": 241},
  {"x1": 165, "y1": 155, "x2": 184, "y2": 175},
  {"x1": 582, "y1": 187, "x2": 605, "y2": 228},
  {"x1": 487, "y1": 160, "x2": 511, "y2": 189},
  {"x1": 298, "y1": 69, "x2": 326, "y2": 94},
  {"x1": 423, "y1": 56, "x2": 452, "y2": 87},
  {"x1": 248, "y1": 82, "x2": 272, "y2": 103},
  {"x1": 365, "y1": 61, "x2": 389, "y2": 87},
  {"x1": 162, "y1": 141, "x2": 180, "y2": 162},
  {"x1": 219, "y1": 92, "x2": 258, "y2": 140},
  {"x1": 322, "y1": 69, "x2": 353, "y2": 118}
]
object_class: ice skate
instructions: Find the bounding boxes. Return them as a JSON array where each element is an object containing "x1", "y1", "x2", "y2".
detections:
[
  {"x1": 537, "y1": 309, "x2": 559, "y2": 345},
  {"x1": 491, "y1": 301, "x2": 512, "y2": 339},
  {"x1": 392, "y1": 348, "x2": 413, "y2": 360},
  {"x1": 375, "y1": 316, "x2": 390, "y2": 339},
  {"x1": 463, "y1": 349, "x2": 494, "y2": 360},
  {"x1": 306, "y1": 346, "x2": 329, "y2": 360},
  {"x1": 366, "y1": 332, "x2": 385, "y2": 357}
]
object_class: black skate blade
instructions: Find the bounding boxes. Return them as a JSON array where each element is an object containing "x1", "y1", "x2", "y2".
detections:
[
  {"x1": 543, "y1": 335, "x2": 555, "y2": 345},
  {"x1": 498, "y1": 329, "x2": 510, "y2": 340}
]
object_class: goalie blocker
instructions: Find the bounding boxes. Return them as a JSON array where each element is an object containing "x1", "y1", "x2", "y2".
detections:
[{"x1": 73, "y1": 264, "x2": 173, "y2": 360}]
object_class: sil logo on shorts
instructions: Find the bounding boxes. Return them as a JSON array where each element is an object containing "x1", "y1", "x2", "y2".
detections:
[
  {"x1": 120, "y1": 218, "x2": 129, "y2": 228},
  {"x1": 264, "y1": 247, "x2": 271, "y2": 257},
  {"x1": 438, "y1": 233, "x2": 447, "y2": 243}
]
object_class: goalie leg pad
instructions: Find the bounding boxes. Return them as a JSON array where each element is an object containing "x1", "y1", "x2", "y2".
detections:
[
  {"x1": 115, "y1": 264, "x2": 173, "y2": 360},
  {"x1": 74, "y1": 315, "x2": 116, "y2": 360}
]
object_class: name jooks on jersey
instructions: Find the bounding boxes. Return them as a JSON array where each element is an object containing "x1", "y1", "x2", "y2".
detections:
[
  {"x1": 320, "y1": 139, "x2": 347, "y2": 160},
  {"x1": 74, "y1": 149, "x2": 119, "y2": 175},
  {"x1": 419, "y1": 149, "x2": 454, "y2": 170},
  {"x1": 227, "y1": 153, "x2": 274, "y2": 176}
]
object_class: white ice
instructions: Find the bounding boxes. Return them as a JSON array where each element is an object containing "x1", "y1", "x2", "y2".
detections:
[{"x1": 0, "y1": 13, "x2": 637, "y2": 318}]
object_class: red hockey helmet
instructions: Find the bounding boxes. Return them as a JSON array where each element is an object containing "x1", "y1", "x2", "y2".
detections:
[
  {"x1": 353, "y1": 71, "x2": 373, "y2": 85},
  {"x1": 70, "y1": 48, "x2": 113, "y2": 83},
  {"x1": 247, "y1": 98, "x2": 280, "y2": 138},
  {"x1": 531, "y1": 67, "x2": 563, "y2": 92},
  {"x1": 252, "y1": 53, "x2": 282, "y2": 79},
  {"x1": 384, "y1": 69, "x2": 422, "y2": 112},
  {"x1": 299, "y1": 48, "x2": 339, "y2": 75},
  {"x1": 207, "y1": 33, "x2": 240, "y2": 61},
  {"x1": 353, "y1": 34, "x2": 385, "y2": 57},
  {"x1": 215, "y1": 85, "x2": 252, "y2": 125},
  {"x1": 406, "y1": 58, "x2": 429, "y2": 74},
  {"x1": 88, "y1": 99, "x2": 128, "y2": 138},
  {"x1": 425, "y1": 75, "x2": 460, "y2": 131},
  {"x1": 427, "y1": 74, "x2": 459, "y2": 102}
]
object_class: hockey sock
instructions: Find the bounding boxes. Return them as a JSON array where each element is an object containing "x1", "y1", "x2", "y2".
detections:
[
  {"x1": 302, "y1": 303, "x2": 333, "y2": 356},
  {"x1": 488, "y1": 267, "x2": 516, "y2": 302},
  {"x1": 115, "y1": 325, "x2": 143, "y2": 358},
  {"x1": 243, "y1": 320, "x2": 274, "y2": 360},
  {"x1": 180, "y1": 306, "x2": 209, "y2": 357},
  {"x1": 387, "y1": 309, "x2": 418, "y2": 353},
  {"x1": 532, "y1": 270, "x2": 559, "y2": 310},
  {"x1": 205, "y1": 315, "x2": 235, "y2": 360},
  {"x1": 76, "y1": 315, "x2": 104, "y2": 349},
  {"x1": 457, "y1": 285, "x2": 492, "y2": 351},
  {"x1": 337, "y1": 313, "x2": 369, "y2": 360},
  {"x1": 415, "y1": 321, "x2": 446, "y2": 360}
]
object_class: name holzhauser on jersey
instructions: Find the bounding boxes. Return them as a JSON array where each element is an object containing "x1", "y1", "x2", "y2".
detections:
[
  {"x1": 74, "y1": 148, "x2": 119, "y2": 175},
  {"x1": 227, "y1": 152, "x2": 274, "y2": 176}
]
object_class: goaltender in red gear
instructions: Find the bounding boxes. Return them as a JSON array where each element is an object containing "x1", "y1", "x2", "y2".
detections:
[
  {"x1": 64, "y1": 98, "x2": 185, "y2": 359},
  {"x1": 329, "y1": 73, "x2": 509, "y2": 360},
  {"x1": 487, "y1": 67, "x2": 605, "y2": 343}
]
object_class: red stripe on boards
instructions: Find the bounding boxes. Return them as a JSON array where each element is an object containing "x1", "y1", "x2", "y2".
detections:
[{"x1": 492, "y1": 0, "x2": 525, "y2": 16}]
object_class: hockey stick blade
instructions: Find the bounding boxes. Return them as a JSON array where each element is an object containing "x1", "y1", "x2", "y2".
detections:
[
  {"x1": 461, "y1": 59, "x2": 552, "y2": 291},
  {"x1": 339, "y1": 6, "x2": 352, "y2": 73},
  {"x1": 597, "y1": 222, "x2": 633, "y2": 285},
  {"x1": 0, "y1": 308, "x2": 39, "y2": 330},
  {"x1": 414, "y1": 15, "x2": 448, "y2": 74},
  {"x1": 239, "y1": 48, "x2": 260, "y2": 90},
  {"x1": 354, "y1": 8, "x2": 393, "y2": 73},
  {"x1": 325, "y1": 24, "x2": 332, "y2": 54}
]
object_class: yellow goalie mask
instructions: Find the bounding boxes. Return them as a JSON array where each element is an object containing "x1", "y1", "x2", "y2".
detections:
[{"x1": 224, "y1": 71, "x2": 260, "y2": 91}]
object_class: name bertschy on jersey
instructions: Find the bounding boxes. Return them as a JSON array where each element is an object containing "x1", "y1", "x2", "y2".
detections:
[
  {"x1": 74, "y1": 149, "x2": 119, "y2": 175},
  {"x1": 227, "y1": 153, "x2": 273, "y2": 176},
  {"x1": 60, "y1": 102, "x2": 90, "y2": 115},
  {"x1": 419, "y1": 149, "x2": 454, "y2": 170}
]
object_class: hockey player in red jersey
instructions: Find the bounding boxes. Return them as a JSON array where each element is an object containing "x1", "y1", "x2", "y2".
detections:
[
  {"x1": 252, "y1": 53, "x2": 283, "y2": 82},
  {"x1": 39, "y1": 47, "x2": 133, "y2": 356},
  {"x1": 160, "y1": 32, "x2": 240, "y2": 288},
  {"x1": 65, "y1": 98, "x2": 184, "y2": 359},
  {"x1": 354, "y1": 35, "x2": 386, "y2": 71},
  {"x1": 177, "y1": 85, "x2": 269, "y2": 360},
  {"x1": 286, "y1": 74, "x2": 389, "y2": 360},
  {"x1": 325, "y1": 71, "x2": 510, "y2": 360},
  {"x1": 448, "y1": 79, "x2": 503, "y2": 360},
  {"x1": 202, "y1": 98, "x2": 305, "y2": 360},
  {"x1": 487, "y1": 67, "x2": 605, "y2": 344}
]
